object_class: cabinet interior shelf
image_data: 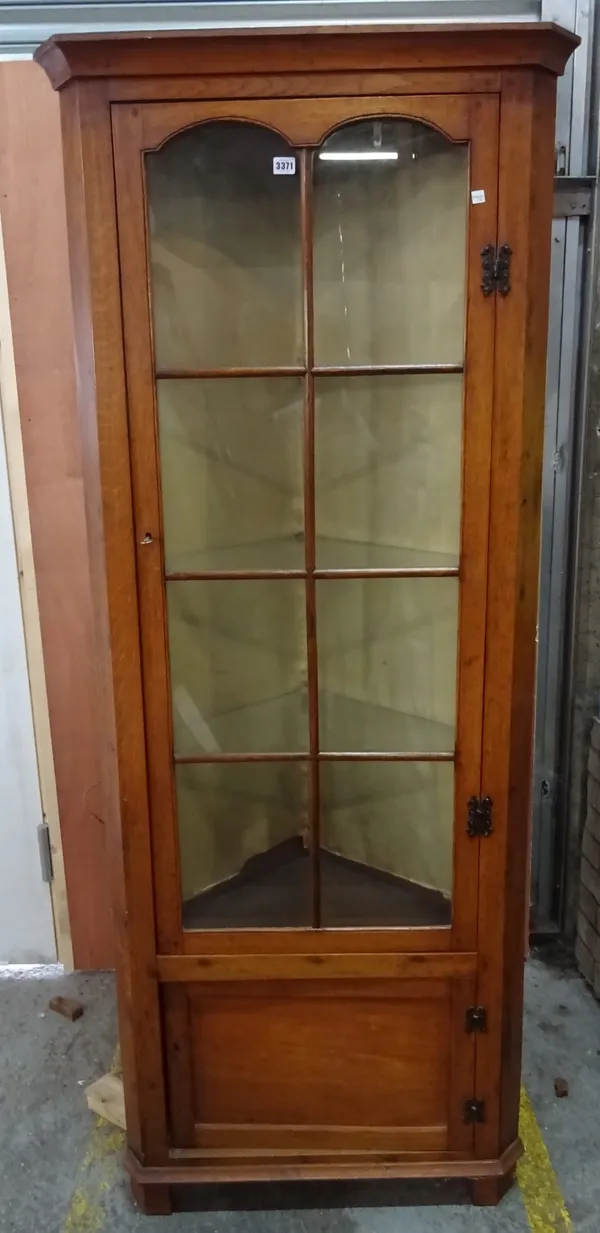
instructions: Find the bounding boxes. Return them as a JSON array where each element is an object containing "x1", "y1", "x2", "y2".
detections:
[
  {"x1": 173, "y1": 688, "x2": 455, "y2": 760},
  {"x1": 165, "y1": 537, "x2": 459, "y2": 576}
]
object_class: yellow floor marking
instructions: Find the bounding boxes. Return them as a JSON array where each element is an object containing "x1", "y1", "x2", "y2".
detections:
[
  {"x1": 62, "y1": 1054, "x2": 125, "y2": 1233},
  {"x1": 63, "y1": 1118, "x2": 125, "y2": 1233},
  {"x1": 518, "y1": 1087, "x2": 573, "y2": 1233},
  {"x1": 62, "y1": 1066, "x2": 572, "y2": 1230}
]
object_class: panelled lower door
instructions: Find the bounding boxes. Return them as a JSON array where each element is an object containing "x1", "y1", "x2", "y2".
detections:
[{"x1": 113, "y1": 92, "x2": 498, "y2": 1171}]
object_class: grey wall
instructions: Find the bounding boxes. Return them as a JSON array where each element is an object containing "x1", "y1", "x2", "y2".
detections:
[{"x1": 0, "y1": 0, "x2": 543, "y2": 58}]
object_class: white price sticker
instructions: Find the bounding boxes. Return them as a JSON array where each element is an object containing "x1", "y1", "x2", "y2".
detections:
[
  {"x1": 471, "y1": 189, "x2": 486, "y2": 205},
  {"x1": 273, "y1": 157, "x2": 296, "y2": 175}
]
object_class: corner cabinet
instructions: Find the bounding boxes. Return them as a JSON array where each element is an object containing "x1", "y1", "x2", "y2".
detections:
[{"x1": 36, "y1": 23, "x2": 577, "y2": 1213}]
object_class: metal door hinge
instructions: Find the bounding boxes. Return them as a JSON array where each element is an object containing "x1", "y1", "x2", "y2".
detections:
[
  {"x1": 464, "y1": 1099, "x2": 486, "y2": 1125},
  {"x1": 481, "y1": 243, "x2": 512, "y2": 297},
  {"x1": 467, "y1": 796, "x2": 493, "y2": 838},
  {"x1": 466, "y1": 1006, "x2": 487, "y2": 1033},
  {"x1": 37, "y1": 822, "x2": 54, "y2": 883}
]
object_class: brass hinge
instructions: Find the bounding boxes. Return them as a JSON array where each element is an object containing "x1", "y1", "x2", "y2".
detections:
[
  {"x1": 481, "y1": 243, "x2": 512, "y2": 297},
  {"x1": 464, "y1": 1099, "x2": 486, "y2": 1125},
  {"x1": 466, "y1": 1006, "x2": 488, "y2": 1033},
  {"x1": 467, "y1": 796, "x2": 493, "y2": 838}
]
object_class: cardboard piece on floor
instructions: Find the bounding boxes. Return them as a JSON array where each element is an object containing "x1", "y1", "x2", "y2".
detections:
[{"x1": 85, "y1": 1072, "x2": 126, "y2": 1131}]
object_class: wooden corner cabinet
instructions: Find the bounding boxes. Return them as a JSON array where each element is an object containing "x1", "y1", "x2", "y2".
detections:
[{"x1": 36, "y1": 22, "x2": 577, "y2": 1213}]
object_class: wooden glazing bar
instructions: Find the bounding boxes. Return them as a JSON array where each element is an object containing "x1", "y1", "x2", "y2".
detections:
[
  {"x1": 173, "y1": 751, "x2": 455, "y2": 764},
  {"x1": 174, "y1": 752, "x2": 309, "y2": 764},
  {"x1": 314, "y1": 568, "x2": 459, "y2": 579},
  {"x1": 318, "y1": 751, "x2": 455, "y2": 762},
  {"x1": 155, "y1": 367, "x2": 306, "y2": 379},
  {"x1": 312, "y1": 364, "x2": 464, "y2": 377},
  {"x1": 183, "y1": 927, "x2": 450, "y2": 951},
  {"x1": 301, "y1": 148, "x2": 321, "y2": 930},
  {"x1": 155, "y1": 364, "x2": 463, "y2": 381},
  {"x1": 165, "y1": 570, "x2": 306, "y2": 582},
  {"x1": 165, "y1": 568, "x2": 458, "y2": 582},
  {"x1": 181, "y1": 925, "x2": 452, "y2": 956}
]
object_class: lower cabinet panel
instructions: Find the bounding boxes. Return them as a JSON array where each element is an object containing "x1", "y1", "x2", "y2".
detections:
[{"x1": 164, "y1": 977, "x2": 476, "y2": 1162}]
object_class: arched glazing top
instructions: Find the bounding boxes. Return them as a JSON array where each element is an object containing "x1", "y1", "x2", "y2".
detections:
[{"x1": 145, "y1": 115, "x2": 468, "y2": 371}]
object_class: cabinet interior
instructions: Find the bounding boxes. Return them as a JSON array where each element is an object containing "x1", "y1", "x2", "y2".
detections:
[{"x1": 146, "y1": 116, "x2": 467, "y2": 929}]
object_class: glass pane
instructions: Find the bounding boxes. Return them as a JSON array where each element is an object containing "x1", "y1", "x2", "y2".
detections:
[
  {"x1": 319, "y1": 760, "x2": 452, "y2": 926},
  {"x1": 178, "y1": 762, "x2": 310, "y2": 929},
  {"x1": 146, "y1": 122, "x2": 303, "y2": 368},
  {"x1": 167, "y1": 580, "x2": 308, "y2": 754},
  {"x1": 315, "y1": 374, "x2": 462, "y2": 569},
  {"x1": 317, "y1": 577, "x2": 458, "y2": 752},
  {"x1": 158, "y1": 378, "x2": 305, "y2": 572},
  {"x1": 313, "y1": 119, "x2": 468, "y2": 365}
]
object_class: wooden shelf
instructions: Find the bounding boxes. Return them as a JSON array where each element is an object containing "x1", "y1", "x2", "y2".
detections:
[
  {"x1": 319, "y1": 693, "x2": 455, "y2": 757},
  {"x1": 173, "y1": 689, "x2": 454, "y2": 759},
  {"x1": 166, "y1": 536, "x2": 458, "y2": 576},
  {"x1": 316, "y1": 538, "x2": 458, "y2": 571}
]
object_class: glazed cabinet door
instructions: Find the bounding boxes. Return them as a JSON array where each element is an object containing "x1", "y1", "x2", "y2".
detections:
[{"x1": 112, "y1": 92, "x2": 498, "y2": 1165}]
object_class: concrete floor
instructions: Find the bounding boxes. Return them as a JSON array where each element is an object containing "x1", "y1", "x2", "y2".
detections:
[{"x1": 1, "y1": 947, "x2": 599, "y2": 1232}]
